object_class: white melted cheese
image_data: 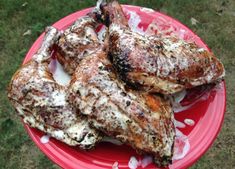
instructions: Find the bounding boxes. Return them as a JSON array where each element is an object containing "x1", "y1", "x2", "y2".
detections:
[
  {"x1": 141, "y1": 155, "x2": 153, "y2": 168},
  {"x1": 101, "y1": 136, "x2": 123, "y2": 145},
  {"x1": 128, "y1": 156, "x2": 140, "y2": 169},
  {"x1": 173, "y1": 88, "x2": 211, "y2": 113},
  {"x1": 184, "y1": 119, "x2": 195, "y2": 126},
  {"x1": 40, "y1": 135, "x2": 50, "y2": 144},
  {"x1": 49, "y1": 59, "x2": 71, "y2": 86},
  {"x1": 173, "y1": 129, "x2": 190, "y2": 160},
  {"x1": 112, "y1": 161, "x2": 119, "y2": 169},
  {"x1": 170, "y1": 90, "x2": 191, "y2": 113},
  {"x1": 174, "y1": 119, "x2": 186, "y2": 128},
  {"x1": 172, "y1": 90, "x2": 187, "y2": 103},
  {"x1": 127, "y1": 155, "x2": 153, "y2": 169},
  {"x1": 173, "y1": 104, "x2": 193, "y2": 113}
]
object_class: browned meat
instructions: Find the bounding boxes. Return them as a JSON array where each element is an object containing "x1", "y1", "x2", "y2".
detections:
[
  {"x1": 7, "y1": 27, "x2": 102, "y2": 148},
  {"x1": 57, "y1": 15, "x2": 102, "y2": 75},
  {"x1": 99, "y1": 0, "x2": 225, "y2": 95},
  {"x1": 68, "y1": 49, "x2": 175, "y2": 167}
]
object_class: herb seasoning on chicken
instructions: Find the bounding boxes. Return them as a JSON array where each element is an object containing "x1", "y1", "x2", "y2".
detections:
[
  {"x1": 8, "y1": 27, "x2": 101, "y2": 148},
  {"x1": 98, "y1": 0, "x2": 225, "y2": 95},
  {"x1": 68, "y1": 49, "x2": 175, "y2": 166}
]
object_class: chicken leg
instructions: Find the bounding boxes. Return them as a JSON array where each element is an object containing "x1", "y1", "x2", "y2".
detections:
[
  {"x1": 68, "y1": 48, "x2": 175, "y2": 167},
  {"x1": 98, "y1": 0, "x2": 225, "y2": 95},
  {"x1": 8, "y1": 27, "x2": 102, "y2": 148}
]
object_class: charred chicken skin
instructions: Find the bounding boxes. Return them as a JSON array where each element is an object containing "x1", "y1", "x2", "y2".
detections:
[
  {"x1": 57, "y1": 12, "x2": 175, "y2": 166},
  {"x1": 7, "y1": 0, "x2": 226, "y2": 167},
  {"x1": 7, "y1": 27, "x2": 101, "y2": 148},
  {"x1": 98, "y1": 0, "x2": 225, "y2": 95},
  {"x1": 68, "y1": 48, "x2": 175, "y2": 166}
]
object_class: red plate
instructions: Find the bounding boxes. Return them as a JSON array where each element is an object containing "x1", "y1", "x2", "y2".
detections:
[{"x1": 22, "y1": 5, "x2": 226, "y2": 169}]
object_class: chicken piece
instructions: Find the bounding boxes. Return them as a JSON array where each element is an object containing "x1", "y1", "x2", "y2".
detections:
[
  {"x1": 68, "y1": 49, "x2": 175, "y2": 167},
  {"x1": 57, "y1": 15, "x2": 102, "y2": 74},
  {"x1": 7, "y1": 27, "x2": 101, "y2": 148},
  {"x1": 98, "y1": 0, "x2": 225, "y2": 95}
]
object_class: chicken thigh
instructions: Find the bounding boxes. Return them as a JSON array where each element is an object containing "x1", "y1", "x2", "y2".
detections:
[
  {"x1": 68, "y1": 49, "x2": 175, "y2": 166},
  {"x1": 8, "y1": 27, "x2": 101, "y2": 148},
  {"x1": 97, "y1": 0, "x2": 225, "y2": 95}
]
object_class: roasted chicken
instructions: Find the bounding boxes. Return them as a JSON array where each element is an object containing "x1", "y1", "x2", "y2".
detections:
[
  {"x1": 57, "y1": 14, "x2": 175, "y2": 166},
  {"x1": 7, "y1": 27, "x2": 101, "y2": 148},
  {"x1": 7, "y1": 0, "x2": 226, "y2": 167},
  {"x1": 57, "y1": 15, "x2": 102, "y2": 75},
  {"x1": 97, "y1": 0, "x2": 225, "y2": 95},
  {"x1": 68, "y1": 48, "x2": 175, "y2": 166}
]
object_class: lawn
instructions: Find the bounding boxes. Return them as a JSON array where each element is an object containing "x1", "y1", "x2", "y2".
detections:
[{"x1": 0, "y1": 0, "x2": 234, "y2": 168}]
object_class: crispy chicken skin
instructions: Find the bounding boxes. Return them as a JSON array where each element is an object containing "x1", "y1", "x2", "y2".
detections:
[
  {"x1": 68, "y1": 49, "x2": 175, "y2": 166},
  {"x1": 98, "y1": 0, "x2": 225, "y2": 95},
  {"x1": 57, "y1": 15, "x2": 102, "y2": 75},
  {"x1": 7, "y1": 27, "x2": 101, "y2": 148},
  {"x1": 7, "y1": 0, "x2": 225, "y2": 167}
]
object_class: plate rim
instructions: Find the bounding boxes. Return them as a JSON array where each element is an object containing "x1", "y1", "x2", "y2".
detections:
[{"x1": 22, "y1": 5, "x2": 226, "y2": 169}]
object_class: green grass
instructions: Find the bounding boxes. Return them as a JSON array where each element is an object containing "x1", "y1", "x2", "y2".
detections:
[{"x1": 0, "y1": 0, "x2": 234, "y2": 168}]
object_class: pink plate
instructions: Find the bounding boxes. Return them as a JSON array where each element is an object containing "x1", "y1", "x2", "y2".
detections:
[{"x1": 22, "y1": 5, "x2": 226, "y2": 169}]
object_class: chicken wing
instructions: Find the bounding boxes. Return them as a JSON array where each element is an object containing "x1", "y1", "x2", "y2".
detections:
[
  {"x1": 8, "y1": 27, "x2": 101, "y2": 148},
  {"x1": 98, "y1": 0, "x2": 225, "y2": 95},
  {"x1": 57, "y1": 15, "x2": 102, "y2": 75},
  {"x1": 68, "y1": 49, "x2": 175, "y2": 167}
]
